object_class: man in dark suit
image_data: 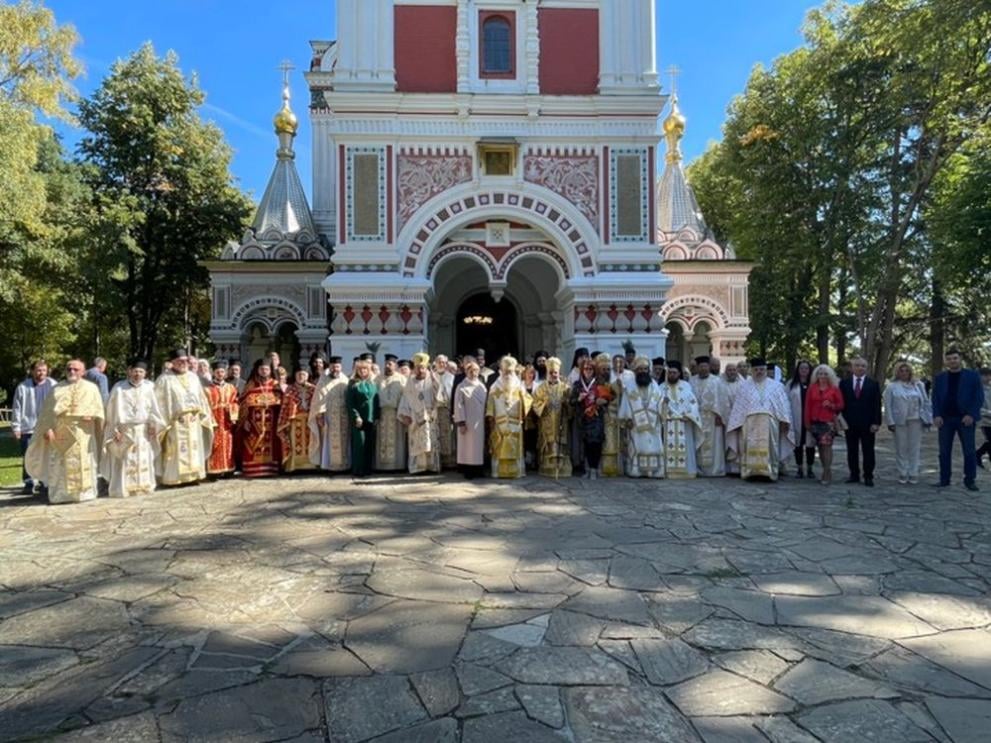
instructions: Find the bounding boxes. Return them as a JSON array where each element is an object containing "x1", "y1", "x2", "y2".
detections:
[
  {"x1": 932, "y1": 348, "x2": 985, "y2": 492},
  {"x1": 839, "y1": 357, "x2": 883, "y2": 486}
]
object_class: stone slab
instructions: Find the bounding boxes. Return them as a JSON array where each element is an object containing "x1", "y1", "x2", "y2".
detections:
[
  {"x1": 666, "y1": 669, "x2": 796, "y2": 716},
  {"x1": 324, "y1": 675, "x2": 426, "y2": 743},
  {"x1": 565, "y1": 686, "x2": 699, "y2": 742}
]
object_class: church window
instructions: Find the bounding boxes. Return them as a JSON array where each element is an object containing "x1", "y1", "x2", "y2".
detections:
[{"x1": 480, "y1": 12, "x2": 514, "y2": 78}]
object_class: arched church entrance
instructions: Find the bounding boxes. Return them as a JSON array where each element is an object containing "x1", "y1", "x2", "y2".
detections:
[
  {"x1": 456, "y1": 292, "x2": 519, "y2": 361},
  {"x1": 427, "y1": 249, "x2": 564, "y2": 362},
  {"x1": 243, "y1": 320, "x2": 300, "y2": 369}
]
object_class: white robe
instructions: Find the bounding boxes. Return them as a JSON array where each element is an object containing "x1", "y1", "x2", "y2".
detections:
[
  {"x1": 618, "y1": 380, "x2": 665, "y2": 478},
  {"x1": 436, "y1": 370, "x2": 456, "y2": 467},
  {"x1": 398, "y1": 374, "x2": 444, "y2": 473},
  {"x1": 155, "y1": 371, "x2": 214, "y2": 486},
  {"x1": 659, "y1": 380, "x2": 703, "y2": 479},
  {"x1": 309, "y1": 375, "x2": 350, "y2": 472},
  {"x1": 690, "y1": 375, "x2": 731, "y2": 477},
  {"x1": 722, "y1": 377, "x2": 743, "y2": 474},
  {"x1": 726, "y1": 377, "x2": 795, "y2": 481},
  {"x1": 453, "y1": 378, "x2": 487, "y2": 466},
  {"x1": 101, "y1": 380, "x2": 166, "y2": 498}
]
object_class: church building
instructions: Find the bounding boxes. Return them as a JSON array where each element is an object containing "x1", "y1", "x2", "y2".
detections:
[{"x1": 206, "y1": 0, "x2": 751, "y2": 367}]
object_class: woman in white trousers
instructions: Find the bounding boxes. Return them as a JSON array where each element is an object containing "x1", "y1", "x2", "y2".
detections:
[{"x1": 884, "y1": 361, "x2": 932, "y2": 484}]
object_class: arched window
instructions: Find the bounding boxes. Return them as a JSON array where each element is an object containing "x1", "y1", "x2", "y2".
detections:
[{"x1": 481, "y1": 15, "x2": 513, "y2": 76}]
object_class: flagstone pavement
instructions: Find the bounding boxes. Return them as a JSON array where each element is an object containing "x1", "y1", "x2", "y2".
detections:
[{"x1": 1, "y1": 437, "x2": 990, "y2": 742}]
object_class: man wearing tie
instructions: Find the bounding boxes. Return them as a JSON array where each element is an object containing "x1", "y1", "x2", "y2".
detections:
[{"x1": 840, "y1": 357, "x2": 883, "y2": 487}]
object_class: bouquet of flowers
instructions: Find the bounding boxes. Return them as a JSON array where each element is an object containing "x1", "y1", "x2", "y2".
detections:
[{"x1": 580, "y1": 383, "x2": 614, "y2": 419}]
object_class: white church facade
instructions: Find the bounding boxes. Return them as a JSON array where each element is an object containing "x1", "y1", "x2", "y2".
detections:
[{"x1": 207, "y1": 0, "x2": 752, "y2": 367}]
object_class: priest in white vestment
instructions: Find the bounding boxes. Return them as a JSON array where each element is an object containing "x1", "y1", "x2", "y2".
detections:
[
  {"x1": 309, "y1": 355, "x2": 351, "y2": 472},
  {"x1": 726, "y1": 358, "x2": 794, "y2": 481},
  {"x1": 26, "y1": 359, "x2": 105, "y2": 504},
  {"x1": 101, "y1": 360, "x2": 165, "y2": 497},
  {"x1": 155, "y1": 349, "x2": 214, "y2": 486},
  {"x1": 690, "y1": 356, "x2": 731, "y2": 477},
  {"x1": 434, "y1": 354, "x2": 456, "y2": 468},
  {"x1": 659, "y1": 361, "x2": 703, "y2": 479},
  {"x1": 375, "y1": 354, "x2": 408, "y2": 471},
  {"x1": 486, "y1": 356, "x2": 532, "y2": 479},
  {"x1": 618, "y1": 357, "x2": 665, "y2": 478},
  {"x1": 398, "y1": 353, "x2": 444, "y2": 474},
  {"x1": 721, "y1": 363, "x2": 744, "y2": 475},
  {"x1": 453, "y1": 359, "x2": 487, "y2": 479}
]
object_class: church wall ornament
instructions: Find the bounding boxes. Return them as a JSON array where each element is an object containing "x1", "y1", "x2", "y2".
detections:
[
  {"x1": 397, "y1": 147, "x2": 473, "y2": 233},
  {"x1": 522, "y1": 148, "x2": 599, "y2": 232},
  {"x1": 330, "y1": 304, "x2": 424, "y2": 336}
]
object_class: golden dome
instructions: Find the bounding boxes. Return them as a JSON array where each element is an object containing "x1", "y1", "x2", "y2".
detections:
[
  {"x1": 663, "y1": 96, "x2": 686, "y2": 137},
  {"x1": 274, "y1": 100, "x2": 298, "y2": 136}
]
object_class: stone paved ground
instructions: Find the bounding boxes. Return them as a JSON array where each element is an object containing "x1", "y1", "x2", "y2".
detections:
[{"x1": 1, "y1": 436, "x2": 990, "y2": 742}]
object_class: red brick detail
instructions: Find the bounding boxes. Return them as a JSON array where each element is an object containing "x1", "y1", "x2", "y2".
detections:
[
  {"x1": 395, "y1": 5, "x2": 457, "y2": 93},
  {"x1": 602, "y1": 146, "x2": 610, "y2": 244},
  {"x1": 538, "y1": 8, "x2": 599, "y2": 95},
  {"x1": 479, "y1": 10, "x2": 516, "y2": 80}
]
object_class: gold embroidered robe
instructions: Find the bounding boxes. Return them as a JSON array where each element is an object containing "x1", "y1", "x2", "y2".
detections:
[
  {"x1": 531, "y1": 380, "x2": 571, "y2": 478},
  {"x1": 485, "y1": 376, "x2": 532, "y2": 479}
]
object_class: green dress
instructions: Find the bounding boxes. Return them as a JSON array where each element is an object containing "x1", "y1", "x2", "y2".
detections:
[{"x1": 347, "y1": 379, "x2": 380, "y2": 476}]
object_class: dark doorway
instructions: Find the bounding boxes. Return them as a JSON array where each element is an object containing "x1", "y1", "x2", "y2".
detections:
[{"x1": 456, "y1": 292, "x2": 519, "y2": 361}]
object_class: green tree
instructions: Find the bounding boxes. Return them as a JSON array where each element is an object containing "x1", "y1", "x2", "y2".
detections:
[
  {"x1": 77, "y1": 43, "x2": 252, "y2": 364},
  {"x1": 0, "y1": 0, "x2": 81, "y2": 301},
  {"x1": 689, "y1": 0, "x2": 991, "y2": 376}
]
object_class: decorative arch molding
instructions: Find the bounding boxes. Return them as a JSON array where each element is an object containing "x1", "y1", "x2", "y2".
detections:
[
  {"x1": 496, "y1": 242, "x2": 571, "y2": 282},
  {"x1": 426, "y1": 242, "x2": 498, "y2": 281},
  {"x1": 659, "y1": 294, "x2": 730, "y2": 330},
  {"x1": 229, "y1": 296, "x2": 308, "y2": 333},
  {"x1": 398, "y1": 183, "x2": 597, "y2": 280}
]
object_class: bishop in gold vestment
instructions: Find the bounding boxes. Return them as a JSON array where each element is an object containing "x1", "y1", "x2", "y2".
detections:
[
  {"x1": 485, "y1": 356, "x2": 532, "y2": 479},
  {"x1": 375, "y1": 355, "x2": 407, "y2": 471},
  {"x1": 155, "y1": 350, "x2": 215, "y2": 486},
  {"x1": 398, "y1": 353, "x2": 444, "y2": 474},
  {"x1": 26, "y1": 360, "x2": 105, "y2": 504}
]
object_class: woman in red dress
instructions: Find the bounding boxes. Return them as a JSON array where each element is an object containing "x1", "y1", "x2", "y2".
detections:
[
  {"x1": 238, "y1": 359, "x2": 283, "y2": 477},
  {"x1": 804, "y1": 364, "x2": 845, "y2": 485}
]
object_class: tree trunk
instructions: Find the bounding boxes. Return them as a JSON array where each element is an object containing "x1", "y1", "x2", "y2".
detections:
[{"x1": 930, "y1": 275, "x2": 945, "y2": 379}]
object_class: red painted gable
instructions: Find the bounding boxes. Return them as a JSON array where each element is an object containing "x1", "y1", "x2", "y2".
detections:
[
  {"x1": 395, "y1": 5, "x2": 457, "y2": 93},
  {"x1": 539, "y1": 8, "x2": 599, "y2": 95}
]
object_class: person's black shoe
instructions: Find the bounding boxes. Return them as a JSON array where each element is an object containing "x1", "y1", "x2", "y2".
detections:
[
  {"x1": 864, "y1": 478, "x2": 874, "y2": 487},
  {"x1": 845, "y1": 476, "x2": 860, "y2": 484},
  {"x1": 796, "y1": 470, "x2": 805, "y2": 479},
  {"x1": 21, "y1": 483, "x2": 34, "y2": 495},
  {"x1": 964, "y1": 481, "x2": 979, "y2": 492},
  {"x1": 935, "y1": 481, "x2": 951, "y2": 488}
]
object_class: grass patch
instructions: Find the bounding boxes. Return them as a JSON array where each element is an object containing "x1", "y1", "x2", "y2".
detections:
[{"x1": 0, "y1": 434, "x2": 24, "y2": 487}]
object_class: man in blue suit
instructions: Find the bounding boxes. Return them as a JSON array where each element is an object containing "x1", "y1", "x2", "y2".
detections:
[{"x1": 932, "y1": 348, "x2": 985, "y2": 492}]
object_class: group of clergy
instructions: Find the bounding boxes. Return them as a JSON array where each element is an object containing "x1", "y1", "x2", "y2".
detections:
[{"x1": 23, "y1": 345, "x2": 797, "y2": 505}]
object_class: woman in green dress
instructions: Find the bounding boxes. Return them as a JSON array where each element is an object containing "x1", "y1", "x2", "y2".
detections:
[{"x1": 347, "y1": 356, "x2": 380, "y2": 477}]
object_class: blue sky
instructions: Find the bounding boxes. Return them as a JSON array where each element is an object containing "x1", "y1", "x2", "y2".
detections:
[{"x1": 48, "y1": 0, "x2": 822, "y2": 202}]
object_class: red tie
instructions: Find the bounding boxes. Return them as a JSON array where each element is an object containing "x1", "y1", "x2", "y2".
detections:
[{"x1": 855, "y1": 377, "x2": 862, "y2": 399}]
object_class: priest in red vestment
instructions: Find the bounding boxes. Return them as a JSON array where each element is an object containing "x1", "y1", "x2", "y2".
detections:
[
  {"x1": 277, "y1": 368, "x2": 318, "y2": 473},
  {"x1": 238, "y1": 359, "x2": 282, "y2": 477},
  {"x1": 206, "y1": 360, "x2": 239, "y2": 476}
]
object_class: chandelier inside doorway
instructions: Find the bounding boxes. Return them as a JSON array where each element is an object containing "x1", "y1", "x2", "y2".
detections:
[{"x1": 462, "y1": 315, "x2": 494, "y2": 325}]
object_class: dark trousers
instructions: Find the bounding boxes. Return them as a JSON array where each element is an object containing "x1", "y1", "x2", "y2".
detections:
[
  {"x1": 20, "y1": 434, "x2": 32, "y2": 486},
  {"x1": 977, "y1": 426, "x2": 991, "y2": 463},
  {"x1": 938, "y1": 417, "x2": 977, "y2": 485},
  {"x1": 845, "y1": 426, "x2": 876, "y2": 480},
  {"x1": 793, "y1": 444, "x2": 815, "y2": 468},
  {"x1": 585, "y1": 441, "x2": 603, "y2": 470}
]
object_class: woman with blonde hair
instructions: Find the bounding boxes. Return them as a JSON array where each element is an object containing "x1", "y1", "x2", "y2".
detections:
[
  {"x1": 804, "y1": 364, "x2": 844, "y2": 485},
  {"x1": 884, "y1": 360, "x2": 932, "y2": 484}
]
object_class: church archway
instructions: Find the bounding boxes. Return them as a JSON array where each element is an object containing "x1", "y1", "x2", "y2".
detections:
[{"x1": 456, "y1": 292, "x2": 520, "y2": 361}]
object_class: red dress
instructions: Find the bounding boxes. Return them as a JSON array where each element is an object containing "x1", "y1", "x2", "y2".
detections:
[
  {"x1": 206, "y1": 382, "x2": 239, "y2": 474},
  {"x1": 238, "y1": 379, "x2": 282, "y2": 477}
]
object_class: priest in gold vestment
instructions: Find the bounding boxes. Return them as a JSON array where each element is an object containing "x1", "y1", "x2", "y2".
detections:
[
  {"x1": 26, "y1": 359, "x2": 105, "y2": 504},
  {"x1": 531, "y1": 357, "x2": 571, "y2": 478},
  {"x1": 375, "y1": 354, "x2": 407, "y2": 471},
  {"x1": 155, "y1": 349, "x2": 215, "y2": 486},
  {"x1": 309, "y1": 355, "x2": 351, "y2": 472},
  {"x1": 398, "y1": 353, "x2": 444, "y2": 474},
  {"x1": 485, "y1": 356, "x2": 532, "y2": 479}
]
